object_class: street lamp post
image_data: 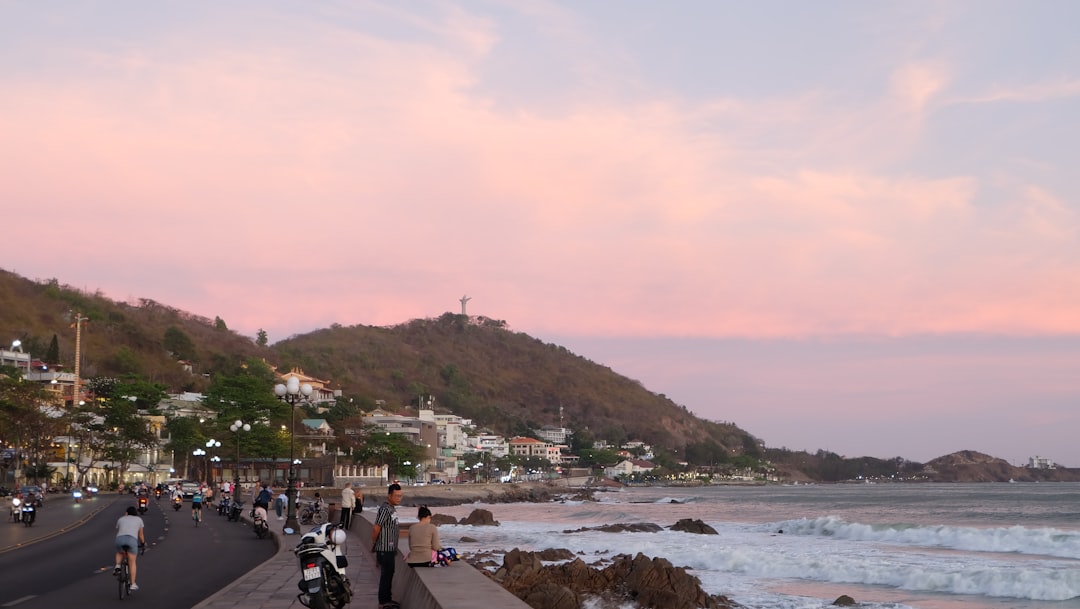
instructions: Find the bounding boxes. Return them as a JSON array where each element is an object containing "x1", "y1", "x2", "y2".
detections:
[
  {"x1": 192, "y1": 448, "x2": 206, "y2": 482},
  {"x1": 206, "y1": 439, "x2": 221, "y2": 486},
  {"x1": 274, "y1": 377, "x2": 313, "y2": 534},
  {"x1": 229, "y1": 421, "x2": 250, "y2": 496}
]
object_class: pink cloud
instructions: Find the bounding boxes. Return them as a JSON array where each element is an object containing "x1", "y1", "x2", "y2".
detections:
[{"x1": 4, "y1": 12, "x2": 1080, "y2": 345}]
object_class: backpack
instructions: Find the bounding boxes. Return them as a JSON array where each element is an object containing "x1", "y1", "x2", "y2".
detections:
[
  {"x1": 435, "y1": 548, "x2": 459, "y2": 566},
  {"x1": 257, "y1": 489, "x2": 272, "y2": 503}
]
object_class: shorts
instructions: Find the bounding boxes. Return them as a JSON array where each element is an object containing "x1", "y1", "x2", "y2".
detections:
[
  {"x1": 116, "y1": 535, "x2": 138, "y2": 553},
  {"x1": 192, "y1": 502, "x2": 203, "y2": 510}
]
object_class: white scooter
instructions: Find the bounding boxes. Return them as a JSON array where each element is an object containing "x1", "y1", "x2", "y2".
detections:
[{"x1": 294, "y1": 523, "x2": 352, "y2": 609}]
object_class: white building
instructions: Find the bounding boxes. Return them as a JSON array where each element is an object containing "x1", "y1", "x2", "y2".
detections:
[
  {"x1": 1029, "y1": 456, "x2": 1056, "y2": 469},
  {"x1": 604, "y1": 459, "x2": 656, "y2": 479}
]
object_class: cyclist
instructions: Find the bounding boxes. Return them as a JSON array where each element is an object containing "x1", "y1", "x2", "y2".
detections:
[
  {"x1": 191, "y1": 487, "x2": 204, "y2": 523},
  {"x1": 114, "y1": 506, "x2": 145, "y2": 591}
]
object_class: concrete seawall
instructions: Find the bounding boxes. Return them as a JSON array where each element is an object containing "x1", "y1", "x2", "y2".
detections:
[{"x1": 353, "y1": 510, "x2": 529, "y2": 609}]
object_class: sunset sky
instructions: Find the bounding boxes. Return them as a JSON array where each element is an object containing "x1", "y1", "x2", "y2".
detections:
[{"x1": 4, "y1": 2, "x2": 1079, "y2": 465}]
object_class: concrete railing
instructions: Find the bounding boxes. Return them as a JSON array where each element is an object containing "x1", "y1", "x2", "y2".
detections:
[{"x1": 353, "y1": 511, "x2": 530, "y2": 609}]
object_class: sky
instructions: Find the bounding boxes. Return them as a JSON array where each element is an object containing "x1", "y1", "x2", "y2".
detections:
[{"x1": 3, "y1": 1, "x2": 1080, "y2": 466}]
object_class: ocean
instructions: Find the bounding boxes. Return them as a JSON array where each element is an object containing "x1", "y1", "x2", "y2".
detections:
[{"x1": 429, "y1": 482, "x2": 1080, "y2": 609}]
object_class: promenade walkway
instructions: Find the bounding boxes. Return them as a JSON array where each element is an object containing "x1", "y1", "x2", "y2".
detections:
[
  {"x1": 193, "y1": 512, "x2": 379, "y2": 609},
  {"x1": 194, "y1": 504, "x2": 528, "y2": 609}
]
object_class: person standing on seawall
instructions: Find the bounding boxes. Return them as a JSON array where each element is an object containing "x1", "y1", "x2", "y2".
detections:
[
  {"x1": 339, "y1": 482, "x2": 355, "y2": 530},
  {"x1": 371, "y1": 483, "x2": 403, "y2": 609}
]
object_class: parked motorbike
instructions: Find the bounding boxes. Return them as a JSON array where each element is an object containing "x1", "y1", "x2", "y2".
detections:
[
  {"x1": 137, "y1": 496, "x2": 148, "y2": 515},
  {"x1": 73, "y1": 489, "x2": 82, "y2": 503},
  {"x1": 228, "y1": 499, "x2": 244, "y2": 522},
  {"x1": 253, "y1": 506, "x2": 270, "y2": 539},
  {"x1": 20, "y1": 502, "x2": 35, "y2": 527},
  {"x1": 294, "y1": 523, "x2": 352, "y2": 609},
  {"x1": 172, "y1": 496, "x2": 183, "y2": 511}
]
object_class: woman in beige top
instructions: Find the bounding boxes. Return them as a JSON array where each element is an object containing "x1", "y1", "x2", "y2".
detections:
[{"x1": 407, "y1": 506, "x2": 442, "y2": 567}]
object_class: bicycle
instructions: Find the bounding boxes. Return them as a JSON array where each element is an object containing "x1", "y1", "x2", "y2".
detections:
[
  {"x1": 192, "y1": 506, "x2": 202, "y2": 527},
  {"x1": 116, "y1": 543, "x2": 144, "y2": 599},
  {"x1": 298, "y1": 503, "x2": 328, "y2": 526}
]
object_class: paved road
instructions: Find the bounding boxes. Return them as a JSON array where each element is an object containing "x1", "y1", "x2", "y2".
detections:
[{"x1": 0, "y1": 493, "x2": 275, "y2": 608}]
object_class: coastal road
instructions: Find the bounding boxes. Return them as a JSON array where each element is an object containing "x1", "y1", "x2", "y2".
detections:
[{"x1": 0, "y1": 494, "x2": 275, "y2": 609}]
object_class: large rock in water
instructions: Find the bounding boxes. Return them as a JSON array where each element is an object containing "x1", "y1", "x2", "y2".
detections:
[
  {"x1": 492, "y1": 550, "x2": 737, "y2": 609},
  {"x1": 461, "y1": 508, "x2": 500, "y2": 526},
  {"x1": 430, "y1": 513, "x2": 459, "y2": 525},
  {"x1": 670, "y1": 518, "x2": 718, "y2": 535}
]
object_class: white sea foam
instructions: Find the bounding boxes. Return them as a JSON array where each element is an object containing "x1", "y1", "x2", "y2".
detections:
[
  {"x1": 778, "y1": 516, "x2": 1080, "y2": 560},
  {"x1": 435, "y1": 484, "x2": 1080, "y2": 608},
  {"x1": 444, "y1": 516, "x2": 1080, "y2": 605}
]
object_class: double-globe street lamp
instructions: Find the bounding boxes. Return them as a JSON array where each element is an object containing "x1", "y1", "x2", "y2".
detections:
[
  {"x1": 192, "y1": 448, "x2": 206, "y2": 482},
  {"x1": 230, "y1": 420, "x2": 250, "y2": 496},
  {"x1": 274, "y1": 377, "x2": 313, "y2": 534},
  {"x1": 206, "y1": 439, "x2": 221, "y2": 485}
]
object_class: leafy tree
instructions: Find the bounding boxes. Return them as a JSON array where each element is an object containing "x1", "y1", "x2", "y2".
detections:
[
  {"x1": 684, "y1": 440, "x2": 731, "y2": 466},
  {"x1": 569, "y1": 426, "x2": 595, "y2": 451},
  {"x1": 200, "y1": 359, "x2": 289, "y2": 466},
  {"x1": 345, "y1": 422, "x2": 426, "y2": 477},
  {"x1": 100, "y1": 396, "x2": 158, "y2": 483},
  {"x1": 164, "y1": 415, "x2": 205, "y2": 472},
  {"x1": 69, "y1": 406, "x2": 108, "y2": 487},
  {"x1": 45, "y1": 334, "x2": 60, "y2": 365},
  {"x1": 0, "y1": 370, "x2": 66, "y2": 485},
  {"x1": 214, "y1": 316, "x2": 228, "y2": 331},
  {"x1": 112, "y1": 346, "x2": 142, "y2": 375},
  {"x1": 256, "y1": 329, "x2": 268, "y2": 347},
  {"x1": 163, "y1": 326, "x2": 195, "y2": 360},
  {"x1": 24, "y1": 462, "x2": 57, "y2": 485},
  {"x1": 575, "y1": 448, "x2": 621, "y2": 467}
]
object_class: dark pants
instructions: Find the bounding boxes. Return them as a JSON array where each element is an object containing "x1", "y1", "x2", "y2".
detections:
[
  {"x1": 376, "y1": 550, "x2": 396, "y2": 604},
  {"x1": 338, "y1": 506, "x2": 352, "y2": 529}
]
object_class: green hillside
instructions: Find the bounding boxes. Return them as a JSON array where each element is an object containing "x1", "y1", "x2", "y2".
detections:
[{"x1": 0, "y1": 269, "x2": 759, "y2": 463}]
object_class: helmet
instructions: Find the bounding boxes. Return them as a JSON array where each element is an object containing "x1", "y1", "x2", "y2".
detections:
[{"x1": 331, "y1": 529, "x2": 347, "y2": 545}]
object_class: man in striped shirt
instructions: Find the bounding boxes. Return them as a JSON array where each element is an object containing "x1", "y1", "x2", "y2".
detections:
[{"x1": 371, "y1": 483, "x2": 403, "y2": 609}]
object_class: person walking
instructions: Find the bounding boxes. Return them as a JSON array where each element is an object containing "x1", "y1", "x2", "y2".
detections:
[
  {"x1": 371, "y1": 483, "x2": 403, "y2": 609},
  {"x1": 338, "y1": 482, "x2": 355, "y2": 530},
  {"x1": 275, "y1": 489, "x2": 287, "y2": 520}
]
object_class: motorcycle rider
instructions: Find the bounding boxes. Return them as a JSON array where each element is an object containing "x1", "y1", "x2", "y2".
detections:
[
  {"x1": 114, "y1": 506, "x2": 146, "y2": 591},
  {"x1": 254, "y1": 483, "x2": 272, "y2": 511},
  {"x1": 253, "y1": 504, "x2": 269, "y2": 535}
]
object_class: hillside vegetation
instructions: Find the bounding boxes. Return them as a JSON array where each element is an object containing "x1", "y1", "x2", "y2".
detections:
[
  {"x1": 0, "y1": 269, "x2": 757, "y2": 461},
  {"x1": 6, "y1": 269, "x2": 1073, "y2": 481}
]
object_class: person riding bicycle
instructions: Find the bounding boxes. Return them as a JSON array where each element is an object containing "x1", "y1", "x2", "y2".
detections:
[
  {"x1": 191, "y1": 487, "x2": 204, "y2": 520},
  {"x1": 114, "y1": 506, "x2": 146, "y2": 591}
]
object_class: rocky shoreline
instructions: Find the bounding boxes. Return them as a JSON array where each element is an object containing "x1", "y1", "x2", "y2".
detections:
[{"x1": 367, "y1": 481, "x2": 571, "y2": 508}]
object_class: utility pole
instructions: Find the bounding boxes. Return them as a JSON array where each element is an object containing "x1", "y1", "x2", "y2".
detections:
[{"x1": 70, "y1": 312, "x2": 89, "y2": 408}]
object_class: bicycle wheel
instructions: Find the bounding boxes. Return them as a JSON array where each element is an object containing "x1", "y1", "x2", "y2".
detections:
[
  {"x1": 117, "y1": 560, "x2": 129, "y2": 599},
  {"x1": 312, "y1": 509, "x2": 327, "y2": 525}
]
